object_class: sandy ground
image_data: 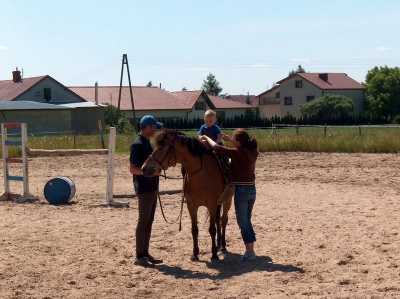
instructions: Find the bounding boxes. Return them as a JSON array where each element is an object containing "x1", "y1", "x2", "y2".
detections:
[{"x1": 0, "y1": 152, "x2": 400, "y2": 299}]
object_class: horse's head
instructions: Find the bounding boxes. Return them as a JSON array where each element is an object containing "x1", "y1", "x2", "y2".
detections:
[
  {"x1": 142, "y1": 128, "x2": 210, "y2": 177},
  {"x1": 141, "y1": 129, "x2": 175, "y2": 177}
]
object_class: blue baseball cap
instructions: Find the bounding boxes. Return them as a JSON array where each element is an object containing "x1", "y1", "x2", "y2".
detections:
[{"x1": 140, "y1": 115, "x2": 163, "y2": 127}]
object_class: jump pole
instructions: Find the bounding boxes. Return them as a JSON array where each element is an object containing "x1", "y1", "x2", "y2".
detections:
[
  {"x1": 1, "y1": 123, "x2": 39, "y2": 203},
  {"x1": 1, "y1": 123, "x2": 128, "y2": 207},
  {"x1": 27, "y1": 127, "x2": 129, "y2": 207},
  {"x1": 90, "y1": 127, "x2": 129, "y2": 208}
]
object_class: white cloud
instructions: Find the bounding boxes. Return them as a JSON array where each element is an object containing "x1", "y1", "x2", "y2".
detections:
[
  {"x1": 377, "y1": 46, "x2": 390, "y2": 51},
  {"x1": 0, "y1": 46, "x2": 10, "y2": 50},
  {"x1": 250, "y1": 63, "x2": 271, "y2": 68}
]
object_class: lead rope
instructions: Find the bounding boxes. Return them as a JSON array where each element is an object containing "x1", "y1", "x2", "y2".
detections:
[{"x1": 157, "y1": 172, "x2": 186, "y2": 225}]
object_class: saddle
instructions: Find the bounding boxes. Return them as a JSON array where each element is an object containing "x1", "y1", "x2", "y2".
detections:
[{"x1": 213, "y1": 153, "x2": 230, "y2": 184}]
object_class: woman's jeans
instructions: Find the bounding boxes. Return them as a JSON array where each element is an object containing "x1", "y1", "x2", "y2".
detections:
[{"x1": 234, "y1": 185, "x2": 256, "y2": 244}]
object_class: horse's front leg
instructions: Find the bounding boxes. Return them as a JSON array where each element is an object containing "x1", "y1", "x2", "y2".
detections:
[
  {"x1": 208, "y1": 206, "x2": 219, "y2": 260},
  {"x1": 187, "y1": 202, "x2": 200, "y2": 261}
]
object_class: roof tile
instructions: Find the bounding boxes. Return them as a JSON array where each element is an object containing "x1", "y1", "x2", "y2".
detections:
[
  {"x1": 0, "y1": 76, "x2": 47, "y2": 101},
  {"x1": 278, "y1": 73, "x2": 366, "y2": 90}
]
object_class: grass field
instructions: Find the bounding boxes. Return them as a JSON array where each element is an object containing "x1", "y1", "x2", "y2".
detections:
[{"x1": 1, "y1": 126, "x2": 400, "y2": 158}]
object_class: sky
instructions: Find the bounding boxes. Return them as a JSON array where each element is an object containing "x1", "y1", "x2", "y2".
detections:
[{"x1": 1, "y1": 0, "x2": 399, "y2": 96}]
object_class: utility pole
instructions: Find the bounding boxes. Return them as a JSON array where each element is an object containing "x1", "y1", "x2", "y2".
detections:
[{"x1": 117, "y1": 54, "x2": 136, "y2": 130}]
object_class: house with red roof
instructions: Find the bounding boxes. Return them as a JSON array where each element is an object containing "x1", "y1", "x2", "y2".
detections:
[
  {"x1": 1, "y1": 69, "x2": 254, "y2": 133},
  {"x1": 0, "y1": 69, "x2": 104, "y2": 134},
  {"x1": 69, "y1": 87, "x2": 253, "y2": 125},
  {"x1": 228, "y1": 94, "x2": 258, "y2": 108},
  {"x1": 258, "y1": 73, "x2": 366, "y2": 119}
]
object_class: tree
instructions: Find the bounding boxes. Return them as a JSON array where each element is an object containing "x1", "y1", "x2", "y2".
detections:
[
  {"x1": 364, "y1": 66, "x2": 400, "y2": 121},
  {"x1": 289, "y1": 65, "x2": 306, "y2": 76},
  {"x1": 201, "y1": 73, "x2": 223, "y2": 96},
  {"x1": 182, "y1": 87, "x2": 187, "y2": 91},
  {"x1": 104, "y1": 103, "x2": 135, "y2": 133},
  {"x1": 299, "y1": 94, "x2": 354, "y2": 119},
  {"x1": 244, "y1": 92, "x2": 254, "y2": 119},
  {"x1": 146, "y1": 80, "x2": 152, "y2": 87}
]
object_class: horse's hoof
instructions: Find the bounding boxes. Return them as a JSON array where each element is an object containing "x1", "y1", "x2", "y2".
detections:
[
  {"x1": 190, "y1": 255, "x2": 199, "y2": 262},
  {"x1": 219, "y1": 247, "x2": 227, "y2": 253},
  {"x1": 211, "y1": 255, "x2": 220, "y2": 261}
]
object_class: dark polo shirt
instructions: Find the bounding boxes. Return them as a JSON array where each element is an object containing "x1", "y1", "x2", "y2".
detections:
[{"x1": 130, "y1": 134, "x2": 159, "y2": 195}]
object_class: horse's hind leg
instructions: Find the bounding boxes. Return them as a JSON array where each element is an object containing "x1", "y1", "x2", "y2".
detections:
[
  {"x1": 187, "y1": 203, "x2": 200, "y2": 261},
  {"x1": 208, "y1": 206, "x2": 219, "y2": 260},
  {"x1": 216, "y1": 205, "x2": 222, "y2": 250},
  {"x1": 220, "y1": 200, "x2": 232, "y2": 252}
]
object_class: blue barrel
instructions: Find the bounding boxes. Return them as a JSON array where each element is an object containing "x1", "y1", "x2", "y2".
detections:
[{"x1": 44, "y1": 177, "x2": 76, "y2": 204}]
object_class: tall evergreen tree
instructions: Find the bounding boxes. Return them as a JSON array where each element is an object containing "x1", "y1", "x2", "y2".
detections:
[
  {"x1": 289, "y1": 65, "x2": 306, "y2": 76},
  {"x1": 201, "y1": 73, "x2": 223, "y2": 96}
]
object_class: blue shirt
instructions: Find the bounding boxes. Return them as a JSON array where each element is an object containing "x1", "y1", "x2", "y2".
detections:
[
  {"x1": 198, "y1": 124, "x2": 224, "y2": 145},
  {"x1": 130, "y1": 134, "x2": 159, "y2": 195}
]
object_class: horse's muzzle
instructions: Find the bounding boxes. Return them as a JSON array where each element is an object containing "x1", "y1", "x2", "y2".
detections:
[{"x1": 142, "y1": 165, "x2": 156, "y2": 177}]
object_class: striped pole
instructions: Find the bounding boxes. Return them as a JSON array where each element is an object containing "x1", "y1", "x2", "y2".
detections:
[{"x1": 98, "y1": 119, "x2": 105, "y2": 149}]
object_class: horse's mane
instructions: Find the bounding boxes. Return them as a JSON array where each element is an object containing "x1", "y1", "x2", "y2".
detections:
[{"x1": 155, "y1": 129, "x2": 212, "y2": 157}]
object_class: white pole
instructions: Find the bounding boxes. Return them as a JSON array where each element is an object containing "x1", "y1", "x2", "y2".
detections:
[
  {"x1": 106, "y1": 127, "x2": 115, "y2": 203},
  {"x1": 21, "y1": 123, "x2": 29, "y2": 197},
  {"x1": 1, "y1": 124, "x2": 10, "y2": 199}
]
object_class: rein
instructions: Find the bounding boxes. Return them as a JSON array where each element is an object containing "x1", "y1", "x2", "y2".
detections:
[{"x1": 149, "y1": 134, "x2": 203, "y2": 228}]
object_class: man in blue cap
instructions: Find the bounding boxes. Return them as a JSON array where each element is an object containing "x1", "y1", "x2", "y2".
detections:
[{"x1": 129, "y1": 115, "x2": 163, "y2": 267}]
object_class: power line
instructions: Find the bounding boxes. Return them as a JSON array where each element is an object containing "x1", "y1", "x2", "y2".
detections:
[
  {"x1": 65, "y1": 58, "x2": 120, "y2": 85},
  {"x1": 65, "y1": 56, "x2": 400, "y2": 84}
]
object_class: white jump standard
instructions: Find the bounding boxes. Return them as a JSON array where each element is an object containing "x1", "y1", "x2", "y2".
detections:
[{"x1": 1, "y1": 123, "x2": 128, "y2": 207}]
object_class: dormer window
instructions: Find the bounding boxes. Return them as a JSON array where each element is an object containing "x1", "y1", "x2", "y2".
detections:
[
  {"x1": 295, "y1": 80, "x2": 302, "y2": 88},
  {"x1": 44, "y1": 88, "x2": 51, "y2": 102},
  {"x1": 195, "y1": 102, "x2": 205, "y2": 110}
]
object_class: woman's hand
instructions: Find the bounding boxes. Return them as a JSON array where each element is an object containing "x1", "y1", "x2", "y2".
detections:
[
  {"x1": 200, "y1": 135, "x2": 217, "y2": 148},
  {"x1": 221, "y1": 133, "x2": 232, "y2": 143}
]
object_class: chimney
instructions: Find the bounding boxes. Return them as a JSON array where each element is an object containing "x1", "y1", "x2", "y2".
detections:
[
  {"x1": 12, "y1": 67, "x2": 21, "y2": 83},
  {"x1": 319, "y1": 73, "x2": 328, "y2": 81},
  {"x1": 95, "y1": 81, "x2": 98, "y2": 105}
]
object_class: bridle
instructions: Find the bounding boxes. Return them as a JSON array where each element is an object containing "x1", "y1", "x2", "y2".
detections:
[
  {"x1": 147, "y1": 135, "x2": 177, "y2": 172},
  {"x1": 146, "y1": 133, "x2": 204, "y2": 230},
  {"x1": 147, "y1": 134, "x2": 203, "y2": 177}
]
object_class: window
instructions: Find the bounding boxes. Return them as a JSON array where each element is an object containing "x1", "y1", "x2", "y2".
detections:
[
  {"x1": 295, "y1": 80, "x2": 302, "y2": 88},
  {"x1": 306, "y1": 96, "x2": 315, "y2": 102},
  {"x1": 195, "y1": 102, "x2": 205, "y2": 110},
  {"x1": 43, "y1": 88, "x2": 51, "y2": 102},
  {"x1": 284, "y1": 97, "x2": 292, "y2": 105},
  {"x1": 275, "y1": 92, "x2": 280, "y2": 98}
]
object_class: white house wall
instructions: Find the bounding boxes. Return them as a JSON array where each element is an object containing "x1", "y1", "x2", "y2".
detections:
[
  {"x1": 259, "y1": 104, "x2": 281, "y2": 119},
  {"x1": 259, "y1": 88, "x2": 280, "y2": 118},
  {"x1": 14, "y1": 78, "x2": 84, "y2": 103},
  {"x1": 280, "y1": 77, "x2": 323, "y2": 118}
]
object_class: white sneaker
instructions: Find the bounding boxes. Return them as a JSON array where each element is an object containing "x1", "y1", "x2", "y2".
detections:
[{"x1": 238, "y1": 251, "x2": 256, "y2": 261}]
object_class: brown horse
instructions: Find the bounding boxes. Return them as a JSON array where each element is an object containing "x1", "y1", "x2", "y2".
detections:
[{"x1": 142, "y1": 129, "x2": 234, "y2": 261}]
